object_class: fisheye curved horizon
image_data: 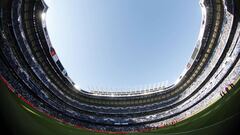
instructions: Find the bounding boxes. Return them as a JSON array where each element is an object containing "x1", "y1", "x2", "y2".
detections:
[{"x1": 0, "y1": 0, "x2": 239, "y2": 134}]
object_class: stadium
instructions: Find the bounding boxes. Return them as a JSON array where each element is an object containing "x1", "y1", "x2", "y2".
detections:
[{"x1": 0, "y1": 0, "x2": 240, "y2": 134}]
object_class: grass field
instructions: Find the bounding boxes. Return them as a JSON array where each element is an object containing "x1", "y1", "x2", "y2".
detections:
[{"x1": 0, "y1": 79, "x2": 240, "y2": 135}]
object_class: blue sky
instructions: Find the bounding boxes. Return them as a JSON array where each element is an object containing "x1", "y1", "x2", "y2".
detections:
[{"x1": 44, "y1": 0, "x2": 201, "y2": 91}]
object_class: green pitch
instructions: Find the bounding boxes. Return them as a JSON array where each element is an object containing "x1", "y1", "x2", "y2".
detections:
[{"x1": 0, "y1": 79, "x2": 240, "y2": 135}]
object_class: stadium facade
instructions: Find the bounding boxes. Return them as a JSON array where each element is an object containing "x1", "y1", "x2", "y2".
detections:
[{"x1": 0, "y1": 0, "x2": 240, "y2": 134}]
